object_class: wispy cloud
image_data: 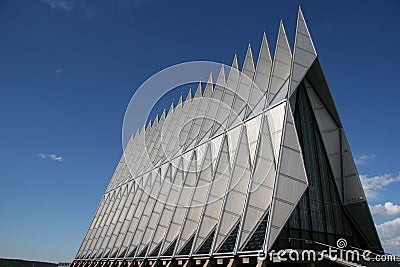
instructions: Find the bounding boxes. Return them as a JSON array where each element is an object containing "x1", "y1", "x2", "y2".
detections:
[
  {"x1": 56, "y1": 67, "x2": 63, "y2": 74},
  {"x1": 376, "y1": 218, "x2": 400, "y2": 256},
  {"x1": 370, "y1": 202, "x2": 400, "y2": 218},
  {"x1": 38, "y1": 153, "x2": 63, "y2": 162},
  {"x1": 43, "y1": 0, "x2": 72, "y2": 11},
  {"x1": 360, "y1": 173, "x2": 400, "y2": 200},
  {"x1": 354, "y1": 154, "x2": 376, "y2": 165}
]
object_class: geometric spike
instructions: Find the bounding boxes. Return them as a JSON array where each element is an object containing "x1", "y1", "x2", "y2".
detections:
[
  {"x1": 161, "y1": 108, "x2": 166, "y2": 120},
  {"x1": 204, "y1": 73, "x2": 214, "y2": 97},
  {"x1": 216, "y1": 64, "x2": 226, "y2": 88},
  {"x1": 266, "y1": 102, "x2": 286, "y2": 162},
  {"x1": 245, "y1": 115, "x2": 262, "y2": 167},
  {"x1": 266, "y1": 103, "x2": 308, "y2": 250},
  {"x1": 186, "y1": 88, "x2": 193, "y2": 102},
  {"x1": 238, "y1": 44, "x2": 256, "y2": 106},
  {"x1": 242, "y1": 43, "x2": 256, "y2": 80},
  {"x1": 227, "y1": 54, "x2": 239, "y2": 89},
  {"x1": 213, "y1": 127, "x2": 252, "y2": 252},
  {"x1": 238, "y1": 113, "x2": 276, "y2": 250},
  {"x1": 194, "y1": 82, "x2": 202, "y2": 98},
  {"x1": 177, "y1": 94, "x2": 183, "y2": 107},
  {"x1": 232, "y1": 54, "x2": 239, "y2": 70},
  {"x1": 227, "y1": 45, "x2": 256, "y2": 127},
  {"x1": 168, "y1": 101, "x2": 174, "y2": 115},
  {"x1": 212, "y1": 55, "x2": 240, "y2": 137},
  {"x1": 289, "y1": 6, "x2": 317, "y2": 96},
  {"x1": 192, "y1": 136, "x2": 231, "y2": 254},
  {"x1": 246, "y1": 33, "x2": 272, "y2": 118},
  {"x1": 267, "y1": 20, "x2": 292, "y2": 104},
  {"x1": 254, "y1": 32, "x2": 272, "y2": 94},
  {"x1": 227, "y1": 125, "x2": 242, "y2": 168},
  {"x1": 211, "y1": 134, "x2": 224, "y2": 171}
]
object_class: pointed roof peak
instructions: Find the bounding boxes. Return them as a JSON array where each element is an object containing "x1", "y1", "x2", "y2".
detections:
[
  {"x1": 262, "y1": 32, "x2": 268, "y2": 42},
  {"x1": 232, "y1": 54, "x2": 239, "y2": 69},
  {"x1": 145, "y1": 120, "x2": 150, "y2": 130},
  {"x1": 216, "y1": 63, "x2": 226, "y2": 86},
  {"x1": 288, "y1": 5, "x2": 317, "y2": 97},
  {"x1": 246, "y1": 43, "x2": 253, "y2": 55},
  {"x1": 168, "y1": 101, "x2": 174, "y2": 114},
  {"x1": 276, "y1": 19, "x2": 292, "y2": 56},
  {"x1": 177, "y1": 94, "x2": 183, "y2": 106},
  {"x1": 161, "y1": 108, "x2": 166, "y2": 119},
  {"x1": 194, "y1": 82, "x2": 202, "y2": 97},
  {"x1": 203, "y1": 72, "x2": 214, "y2": 96},
  {"x1": 260, "y1": 31, "x2": 271, "y2": 52},
  {"x1": 187, "y1": 87, "x2": 192, "y2": 100},
  {"x1": 208, "y1": 71, "x2": 213, "y2": 83},
  {"x1": 298, "y1": 5, "x2": 304, "y2": 18},
  {"x1": 278, "y1": 19, "x2": 287, "y2": 34},
  {"x1": 243, "y1": 44, "x2": 255, "y2": 77}
]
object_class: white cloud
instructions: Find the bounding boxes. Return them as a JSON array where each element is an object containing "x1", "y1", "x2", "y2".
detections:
[
  {"x1": 354, "y1": 154, "x2": 376, "y2": 165},
  {"x1": 37, "y1": 153, "x2": 63, "y2": 162},
  {"x1": 56, "y1": 68, "x2": 63, "y2": 74},
  {"x1": 370, "y1": 202, "x2": 400, "y2": 218},
  {"x1": 43, "y1": 0, "x2": 72, "y2": 11},
  {"x1": 376, "y1": 218, "x2": 400, "y2": 256},
  {"x1": 360, "y1": 173, "x2": 400, "y2": 200}
]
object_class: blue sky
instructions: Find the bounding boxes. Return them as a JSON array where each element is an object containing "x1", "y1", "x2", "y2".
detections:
[{"x1": 0, "y1": 0, "x2": 399, "y2": 263}]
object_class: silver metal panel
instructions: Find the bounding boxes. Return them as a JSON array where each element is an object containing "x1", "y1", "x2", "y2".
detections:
[
  {"x1": 267, "y1": 21, "x2": 292, "y2": 104},
  {"x1": 158, "y1": 152, "x2": 198, "y2": 257},
  {"x1": 195, "y1": 67, "x2": 225, "y2": 145},
  {"x1": 90, "y1": 189, "x2": 122, "y2": 257},
  {"x1": 128, "y1": 172, "x2": 163, "y2": 256},
  {"x1": 213, "y1": 126, "x2": 251, "y2": 252},
  {"x1": 304, "y1": 82, "x2": 343, "y2": 199},
  {"x1": 173, "y1": 144, "x2": 213, "y2": 255},
  {"x1": 78, "y1": 196, "x2": 107, "y2": 258},
  {"x1": 185, "y1": 81, "x2": 208, "y2": 148},
  {"x1": 119, "y1": 170, "x2": 157, "y2": 257},
  {"x1": 227, "y1": 125, "x2": 241, "y2": 168},
  {"x1": 266, "y1": 102, "x2": 286, "y2": 161},
  {"x1": 145, "y1": 155, "x2": 189, "y2": 256},
  {"x1": 342, "y1": 133, "x2": 366, "y2": 204},
  {"x1": 192, "y1": 136, "x2": 231, "y2": 254},
  {"x1": 227, "y1": 45, "x2": 255, "y2": 127},
  {"x1": 104, "y1": 181, "x2": 137, "y2": 257},
  {"x1": 211, "y1": 134, "x2": 224, "y2": 170},
  {"x1": 245, "y1": 115, "x2": 262, "y2": 166},
  {"x1": 253, "y1": 33, "x2": 272, "y2": 95},
  {"x1": 266, "y1": 103, "x2": 308, "y2": 251},
  {"x1": 289, "y1": 7, "x2": 317, "y2": 96},
  {"x1": 245, "y1": 34, "x2": 272, "y2": 119},
  {"x1": 100, "y1": 186, "x2": 130, "y2": 257},
  {"x1": 210, "y1": 56, "x2": 240, "y2": 136}
]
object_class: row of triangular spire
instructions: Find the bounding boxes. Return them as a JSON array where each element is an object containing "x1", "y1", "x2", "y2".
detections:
[
  {"x1": 105, "y1": 6, "x2": 317, "y2": 191},
  {"x1": 134, "y1": 6, "x2": 316, "y2": 140}
]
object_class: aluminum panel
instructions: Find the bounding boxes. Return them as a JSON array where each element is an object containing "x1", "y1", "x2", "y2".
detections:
[
  {"x1": 267, "y1": 21, "x2": 292, "y2": 103},
  {"x1": 245, "y1": 114, "x2": 262, "y2": 166}
]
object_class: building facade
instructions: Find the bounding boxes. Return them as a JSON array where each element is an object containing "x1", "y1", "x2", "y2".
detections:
[{"x1": 71, "y1": 7, "x2": 385, "y2": 267}]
